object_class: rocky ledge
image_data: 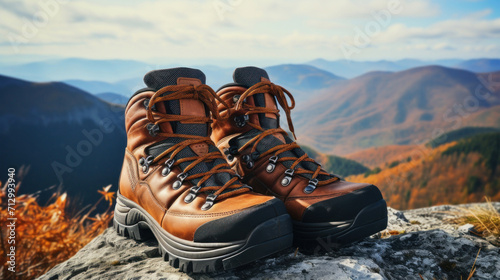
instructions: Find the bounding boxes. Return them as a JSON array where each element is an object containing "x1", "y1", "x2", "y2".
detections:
[{"x1": 39, "y1": 203, "x2": 500, "y2": 280}]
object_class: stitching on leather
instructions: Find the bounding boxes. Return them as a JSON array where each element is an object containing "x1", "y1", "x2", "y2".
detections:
[
  {"x1": 125, "y1": 149, "x2": 138, "y2": 191},
  {"x1": 179, "y1": 99, "x2": 186, "y2": 117},
  {"x1": 141, "y1": 182, "x2": 167, "y2": 211},
  {"x1": 165, "y1": 202, "x2": 265, "y2": 218},
  {"x1": 287, "y1": 191, "x2": 351, "y2": 201}
]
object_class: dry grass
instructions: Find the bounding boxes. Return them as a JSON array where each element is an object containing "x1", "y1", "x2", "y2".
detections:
[
  {"x1": 450, "y1": 197, "x2": 500, "y2": 245},
  {"x1": 0, "y1": 182, "x2": 115, "y2": 280}
]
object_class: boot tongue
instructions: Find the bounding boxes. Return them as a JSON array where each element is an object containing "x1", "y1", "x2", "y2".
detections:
[
  {"x1": 232, "y1": 68, "x2": 331, "y2": 181},
  {"x1": 144, "y1": 68, "x2": 208, "y2": 137},
  {"x1": 144, "y1": 67, "x2": 206, "y2": 90},
  {"x1": 145, "y1": 68, "x2": 234, "y2": 190},
  {"x1": 233, "y1": 67, "x2": 279, "y2": 130}
]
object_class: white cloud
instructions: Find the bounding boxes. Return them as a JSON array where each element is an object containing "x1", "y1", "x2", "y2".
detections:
[{"x1": 0, "y1": 0, "x2": 497, "y2": 62}]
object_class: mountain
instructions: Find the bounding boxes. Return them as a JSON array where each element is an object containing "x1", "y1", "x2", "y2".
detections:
[
  {"x1": 306, "y1": 58, "x2": 500, "y2": 78},
  {"x1": 307, "y1": 58, "x2": 431, "y2": 78},
  {"x1": 265, "y1": 64, "x2": 345, "y2": 90},
  {"x1": 426, "y1": 126, "x2": 500, "y2": 148},
  {"x1": 63, "y1": 80, "x2": 131, "y2": 96},
  {"x1": 346, "y1": 132, "x2": 500, "y2": 210},
  {"x1": 345, "y1": 145, "x2": 418, "y2": 169},
  {"x1": 96, "y1": 92, "x2": 129, "y2": 105},
  {"x1": 293, "y1": 66, "x2": 500, "y2": 155},
  {"x1": 0, "y1": 58, "x2": 150, "y2": 82},
  {"x1": 454, "y1": 59, "x2": 500, "y2": 73},
  {"x1": 299, "y1": 145, "x2": 369, "y2": 177},
  {"x1": 0, "y1": 75, "x2": 126, "y2": 205}
]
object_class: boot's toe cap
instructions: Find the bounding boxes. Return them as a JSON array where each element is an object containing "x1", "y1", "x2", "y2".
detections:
[
  {"x1": 193, "y1": 198, "x2": 290, "y2": 243},
  {"x1": 301, "y1": 184, "x2": 383, "y2": 223}
]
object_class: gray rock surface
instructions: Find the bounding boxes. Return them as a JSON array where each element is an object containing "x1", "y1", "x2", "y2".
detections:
[{"x1": 39, "y1": 203, "x2": 500, "y2": 280}]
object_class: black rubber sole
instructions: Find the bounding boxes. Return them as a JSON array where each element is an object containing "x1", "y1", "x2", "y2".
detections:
[
  {"x1": 113, "y1": 194, "x2": 293, "y2": 273},
  {"x1": 293, "y1": 199, "x2": 388, "y2": 248}
]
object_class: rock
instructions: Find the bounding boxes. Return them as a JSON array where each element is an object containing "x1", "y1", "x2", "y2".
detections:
[
  {"x1": 39, "y1": 203, "x2": 500, "y2": 280},
  {"x1": 458, "y1": 224, "x2": 474, "y2": 233}
]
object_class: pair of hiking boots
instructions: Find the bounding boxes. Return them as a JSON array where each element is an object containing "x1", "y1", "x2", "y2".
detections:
[{"x1": 113, "y1": 67, "x2": 388, "y2": 273}]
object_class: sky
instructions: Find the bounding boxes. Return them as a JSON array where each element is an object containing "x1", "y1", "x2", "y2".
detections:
[{"x1": 0, "y1": 0, "x2": 499, "y2": 65}]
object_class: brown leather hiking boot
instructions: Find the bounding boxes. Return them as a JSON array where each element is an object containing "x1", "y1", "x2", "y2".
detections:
[
  {"x1": 211, "y1": 66, "x2": 387, "y2": 247},
  {"x1": 113, "y1": 68, "x2": 293, "y2": 273}
]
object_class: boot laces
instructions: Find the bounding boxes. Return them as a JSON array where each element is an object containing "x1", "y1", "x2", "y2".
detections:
[
  {"x1": 229, "y1": 81, "x2": 339, "y2": 190},
  {"x1": 145, "y1": 84, "x2": 249, "y2": 209}
]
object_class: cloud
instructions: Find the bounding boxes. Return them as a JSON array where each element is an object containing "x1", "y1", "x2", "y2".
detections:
[{"x1": 0, "y1": 0, "x2": 497, "y2": 62}]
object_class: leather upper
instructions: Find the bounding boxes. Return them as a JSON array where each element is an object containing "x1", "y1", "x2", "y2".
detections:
[
  {"x1": 120, "y1": 85, "x2": 277, "y2": 242},
  {"x1": 212, "y1": 86, "x2": 379, "y2": 222}
]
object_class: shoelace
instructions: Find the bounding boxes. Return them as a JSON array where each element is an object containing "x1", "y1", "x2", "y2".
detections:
[
  {"x1": 145, "y1": 84, "x2": 250, "y2": 209},
  {"x1": 231, "y1": 81, "x2": 338, "y2": 191}
]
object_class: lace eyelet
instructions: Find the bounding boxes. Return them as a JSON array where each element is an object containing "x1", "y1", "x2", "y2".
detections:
[
  {"x1": 232, "y1": 94, "x2": 247, "y2": 104},
  {"x1": 281, "y1": 169, "x2": 295, "y2": 186},
  {"x1": 242, "y1": 152, "x2": 259, "y2": 169},
  {"x1": 146, "y1": 123, "x2": 160, "y2": 137},
  {"x1": 173, "y1": 172, "x2": 187, "y2": 190},
  {"x1": 304, "y1": 179, "x2": 319, "y2": 194},
  {"x1": 140, "y1": 156, "x2": 154, "y2": 174},
  {"x1": 266, "y1": 156, "x2": 278, "y2": 173},
  {"x1": 184, "y1": 186, "x2": 201, "y2": 203},
  {"x1": 161, "y1": 159, "x2": 175, "y2": 177},
  {"x1": 161, "y1": 167, "x2": 170, "y2": 176},
  {"x1": 223, "y1": 148, "x2": 235, "y2": 161},
  {"x1": 143, "y1": 99, "x2": 157, "y2": 111},
  {"x1": 234, "y1": 115, "x2": 249, "y2": 127},
  {"x1": 201, "y1": 194, "x2": 217, "y2": 211}
]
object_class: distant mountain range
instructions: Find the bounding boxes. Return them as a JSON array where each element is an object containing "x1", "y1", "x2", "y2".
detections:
[
  {"x1": 0, "y1": 58, "x2": 149, "y2": 82},
  {"x1": 454, "y1": 59, "x2": 500, "y2": 73},
  {"x1": 0, "y1": 75, "x2": 126, "y2": 206},
  {"x1": 266, "y1": 64, "x2": 345, "y2": 90},
  {"x1": 2, "y1": 58, "x2": 500, "y2": 96},
  {"x1": 96, "y1": 92, "x2": 129, "y2": 105},
  {"x1": 307, "y1": 58, "x2": 500, "y2": 78},
  {"x1": 293, "y1": 66, "x2": 500, "y2": 155},
  {"x1": 63, "y1": 79, "x2": 132, "y2": 96}
]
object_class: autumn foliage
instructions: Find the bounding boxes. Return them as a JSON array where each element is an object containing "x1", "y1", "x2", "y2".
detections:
[
  {"x1": 0, "y1": 183, "x2": 115, "y2": 280},
  {"x1": 347, "y1": 132, "x2": 500, "y2": 209}
]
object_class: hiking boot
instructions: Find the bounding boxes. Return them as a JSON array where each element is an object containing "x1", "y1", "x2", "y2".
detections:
[
  {"x1": 113, "y1": 68, "x2": 293, "y2": 273},
  {"x1": 211, "y1": 66, "x2": 387, "y2": 247}
]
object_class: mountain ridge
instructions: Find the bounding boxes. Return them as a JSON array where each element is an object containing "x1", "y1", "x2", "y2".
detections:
[
  {"x1": 293, "y1": 65, "x2": 500, "y2": 155},
  {"x1": 0, "y1": 74, "x2": 126, "y2": 206}
]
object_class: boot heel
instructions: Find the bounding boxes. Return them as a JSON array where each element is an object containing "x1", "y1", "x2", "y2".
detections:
[{"x1": 113, "y1": 195, "x2": 154, "y2": 241}]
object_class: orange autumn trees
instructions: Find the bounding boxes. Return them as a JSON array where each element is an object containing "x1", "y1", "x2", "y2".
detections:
[
  {"x1": 0, "y1": 183, "x2": 114, "y2": 280},
  {"x1": 347, "y1": 132, "x2": 500, "y2": 209}
]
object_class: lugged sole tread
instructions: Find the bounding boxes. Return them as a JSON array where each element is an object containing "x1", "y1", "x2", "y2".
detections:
[
  {"x1": 293, "y1": 199, "x2": 388, "y2": 247},
  {"x1": 113, "y1": 197, "x2": 293, "y2": 273}
]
